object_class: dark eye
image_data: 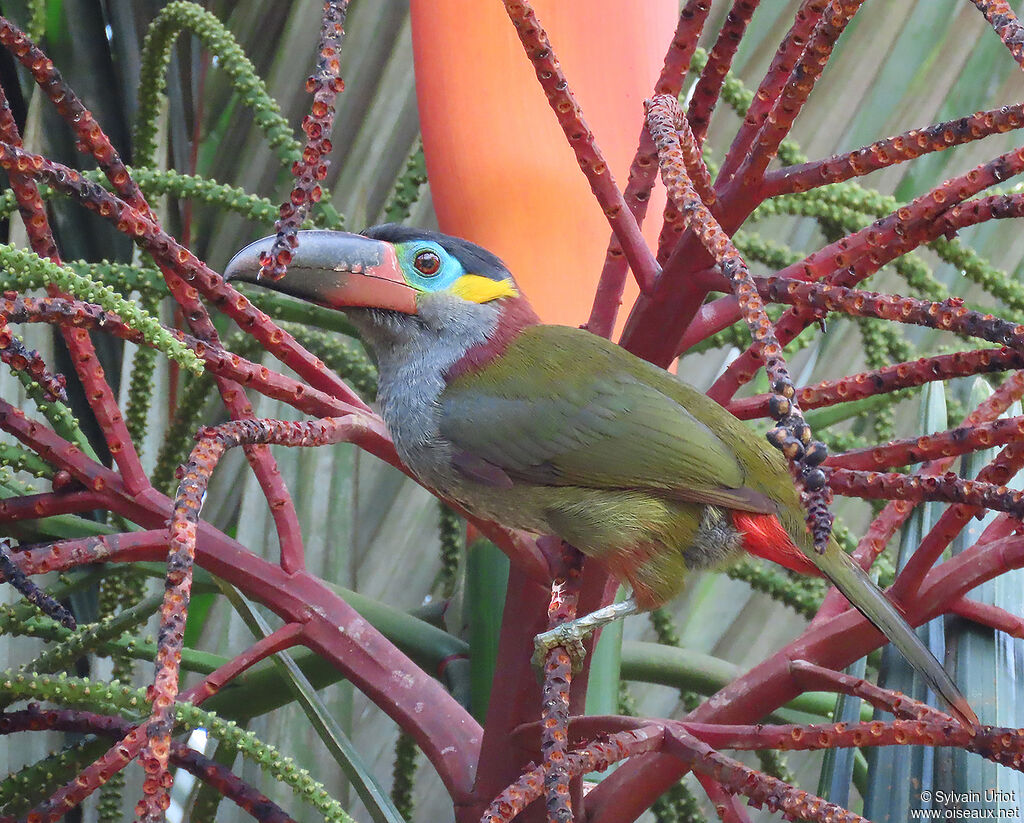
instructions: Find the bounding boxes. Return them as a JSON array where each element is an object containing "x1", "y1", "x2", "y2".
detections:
[{"x1": 413, "y1": 249, "x2": 441, "y2": 276}]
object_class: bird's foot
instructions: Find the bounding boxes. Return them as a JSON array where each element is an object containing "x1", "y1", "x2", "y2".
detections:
[
  {"x1": 532, "y1": 623, "x2": 591, "y2": 672},
  {"x1": 531, "y1": 597, "x2": 642, "y2": 672}
]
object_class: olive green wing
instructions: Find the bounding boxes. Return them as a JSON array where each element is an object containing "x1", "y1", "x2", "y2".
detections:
[{"x1": 439, "y1": 325, "x2": 778, "y2": 513}]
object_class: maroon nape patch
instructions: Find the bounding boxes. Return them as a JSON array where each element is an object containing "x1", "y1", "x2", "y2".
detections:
[{"x1": 445, "y1": 295, "x2": 541, "y2": 380}]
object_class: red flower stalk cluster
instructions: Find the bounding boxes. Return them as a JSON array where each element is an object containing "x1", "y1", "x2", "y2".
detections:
[
  {"x1": 763, "y1": 102, "x2": 1024, "y2": 198},
  {"x1": 138, "y1": 417, "x2": 351, "y2": 820},
  {"x1": 826, "y1": 414, "x2": 1024, "y2": 471},
  {"x1": 500, "y1": 0, "x2": 659, "y2": 300},
  {"x1": 828, "y1": 467, "x2": 1024, "y2": 517},
  {"x1": 971, "y1": 0, "x2": 1024, "y2": 68},
  {"x1": 260, "y1": 0, "x2": 349, "y2": 280},
  {"x1": 483, "y1": 727, "x2": 664, "y2": 823},
  {"x1": 538, "y1": 547, "x2": 586, "y2": 822},
  {"x1": 588, "y1": 0, "x2": 712, "y2": 337},
  {"x1": 655, "y1": 109, "x2": 716, "y2": 261},
  {"x1": 0, "y1": 294, "x2": 351, "y2": 419},
  {"x1": 0, "y1": 317, "x2": 64, "y2": 402},
  {"x1": 0, "y1": 538, "x2": 74, "y2": 628},
  {"x1": 734, "y1": 0, "x2": 865, "y2": 190},
  {"x1": 665, "y1": 727, "x2": 866, "y2": 823},
  {"x1": 646, "y1": 92, "x2": 835, "y2": 551},
  {"x1": 0, "y1": 705, "x2": 297, "y2": 823},
  {"x1": 728, "y1": 348, "x2": 1024, "y2": 420},
  {"x1": 685, "y1": 0, "x2": 759, "y2": 147},
  {"x1": 8, "y1": 2, "x2": 1024, "y2": 822},
  {"x1": 0, "y1": 21, "x2": 150, "y2": 497}
]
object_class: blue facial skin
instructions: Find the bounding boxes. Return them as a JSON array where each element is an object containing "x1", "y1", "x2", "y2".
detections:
[{"x1": 393, "y1": 240, "x2": 466, "y2": 292}]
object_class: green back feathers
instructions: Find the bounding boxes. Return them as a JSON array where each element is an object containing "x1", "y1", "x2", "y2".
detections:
[{"x1": 441, "y1": 324, "x2": 803, "y2": 524}]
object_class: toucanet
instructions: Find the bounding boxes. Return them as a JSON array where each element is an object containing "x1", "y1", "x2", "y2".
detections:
[{"x1": 225, "y1": 225, "x2": 977, "y2": 728}]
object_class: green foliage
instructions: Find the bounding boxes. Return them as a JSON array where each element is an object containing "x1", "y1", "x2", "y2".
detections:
[
  {"x1": 24, "y1": 0, "x2": 45, "y2": 42},
  {"x1": 437, "y1": 502, "x2": 463, "y2": 597},
  {"x1": 0, "y1": 244, "x2": 202, "y2": 374},
  {"x1": 149, "y1": 333, "x2": 262, "y2": 494},
  {"x1": 390, "y1": 732, "x2": 418, "y2": 822},
  {"x1": 24, "y1": 595, "x2": 161, "y2": 675},
  {"x1": 383, "y1": 141, "x2": 429, "y2": 224},
  {"x1": 283, "y1": 323, "x2": 378, "y2": 399},
  {"x1": 124, "y1": 294, "x2": 161, "y2": 453},
  {"x1": 13, "y1": 368, "x2": 96, "y2": 459},
  {"x1": 726, "y1": 558, "x2": 827, "y2": 619},
  {"x1": 652, "y1": 782, "x2": 705, "y2": 823},
  {"x1": 0, "y1": 738, "x2": 110, "y2": 817},
  {"x1": 0, "y1": 441, "x2": 52, "y2": 477},
  {"x1": 0, "y1": 669, "x2": 355, "y2": 823},
  {"x1": 134, "y1": 2, "x2": 300, "y2": 169}
]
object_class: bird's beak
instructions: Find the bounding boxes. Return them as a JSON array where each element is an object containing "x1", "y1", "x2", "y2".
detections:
[{"x1": 224, "y1": 230, "x2": 418, "y2": 314}]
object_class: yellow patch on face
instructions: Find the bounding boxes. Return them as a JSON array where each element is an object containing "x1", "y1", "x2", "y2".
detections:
[{"x1": 449, "y1": 274, "x2": 519, "y2": 304}]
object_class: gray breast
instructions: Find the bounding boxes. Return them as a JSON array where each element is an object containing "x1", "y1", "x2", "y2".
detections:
[{"x1": 345, "y1": 296, "x2": 500, "y2": 493}]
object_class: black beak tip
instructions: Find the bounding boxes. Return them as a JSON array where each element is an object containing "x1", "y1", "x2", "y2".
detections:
[
  {"x1": 224, "y1": 230, "x2": 382, "y2": 285},
  {"x1": 223, "y1": 236, "x2": 274, "y2": 284}
]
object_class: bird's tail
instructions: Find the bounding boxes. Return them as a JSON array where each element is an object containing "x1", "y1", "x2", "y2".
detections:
[
  {"x1": 818, "y1": 541, "x2": 977, "y2": 729},
  {"x1": 733, "y1": 510, "x2": 976, "y2": 729}
]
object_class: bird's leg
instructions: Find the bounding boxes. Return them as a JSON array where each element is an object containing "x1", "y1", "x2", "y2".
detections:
[{"x1": 532, "y1": 596, "x2": 640, "y2": 671}]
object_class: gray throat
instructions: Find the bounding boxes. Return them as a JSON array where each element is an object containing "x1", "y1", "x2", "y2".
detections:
[{"x1": 345, "y1": 295, "x2": 500, "y2": 490}]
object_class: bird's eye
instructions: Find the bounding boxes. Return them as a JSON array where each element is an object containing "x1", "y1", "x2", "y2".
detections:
[{"x1": 413, "y1": 249, "x2": 442, "y2": 276}]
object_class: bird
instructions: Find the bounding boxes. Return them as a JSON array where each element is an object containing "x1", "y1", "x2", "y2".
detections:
[{"x1": 225, "y1": 224, "x2": 977, "y2": 728}]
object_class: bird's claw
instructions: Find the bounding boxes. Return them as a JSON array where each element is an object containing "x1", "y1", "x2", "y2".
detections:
[{"x1": 532, "y1": 623, "x2": 591, "y2": 672}]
